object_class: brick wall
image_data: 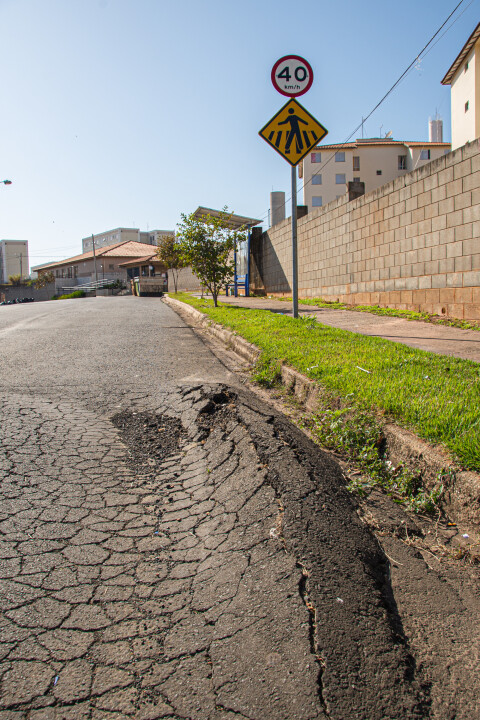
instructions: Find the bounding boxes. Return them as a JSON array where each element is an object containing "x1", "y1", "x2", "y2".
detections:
[{"x1": 252, "y1": 139, "x2": 480, "y2": 320}]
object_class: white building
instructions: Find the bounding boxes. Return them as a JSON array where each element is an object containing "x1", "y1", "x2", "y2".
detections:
[
  {"x1": 301, "y1": 136, "x2": 450, "y2": 211},
  {"x1": 441, "y1": 22, "x2": 480, "y2": 150},
  {"x1": 0, "y1": 240, "x2": 29, "y2": 283},
  {"x1": 82, "y1": 227, "x2": 174, "y2": 253}
]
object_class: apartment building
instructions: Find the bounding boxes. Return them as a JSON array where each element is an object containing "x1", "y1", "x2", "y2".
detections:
[
  {"x1": 442, "y1": 22, "x2": 480, "y2": 150},
  {"x1": 0, "y1": 240, "x2": 29, "y2": 283},
  {"x1": 301, "y1": 137, "x2": 450, "y2": 211},
  {"x1": 82, "y1": 227, "x2": 174, "y2": 253}
]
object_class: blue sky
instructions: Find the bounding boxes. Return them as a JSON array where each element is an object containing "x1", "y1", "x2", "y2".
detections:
[{"x1": 0, "y1": 0, "x2": 478, "y2": 270}]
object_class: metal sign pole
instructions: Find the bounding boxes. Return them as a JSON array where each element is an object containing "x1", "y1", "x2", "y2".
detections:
[{"x1": 291, "y1": 165, "x2": 298, "y2": 319}]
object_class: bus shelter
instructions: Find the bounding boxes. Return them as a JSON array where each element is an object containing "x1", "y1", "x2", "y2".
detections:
[{"x1": 192, "y1": 207, "x2": 261, "y2": 297}]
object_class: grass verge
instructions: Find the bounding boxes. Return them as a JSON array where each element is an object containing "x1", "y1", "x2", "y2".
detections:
[
  {"x1": 171, "y1": 292, "x2": 480, "y2": 484},
  {"x1": 54, "y1": 290, "x2": 86, "y2": 300},
  {"x1": 274, "y1": 295, "x2": 480, "y2": 331}
]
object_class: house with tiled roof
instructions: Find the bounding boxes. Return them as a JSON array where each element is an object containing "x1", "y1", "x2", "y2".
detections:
[
  {"x1": 300, "y1": 135, "x2": 451, "y2": 212},
  {"x1": 32, "y1": 240, "x2": 160, "y2": 291},
  {"x1": 441, "y1": 22, "x2": 480, "y2": 150}
]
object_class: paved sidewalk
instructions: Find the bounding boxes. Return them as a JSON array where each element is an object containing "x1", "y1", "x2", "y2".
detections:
[{"x1": 216, "y1": 296, "x2": 480, "y2": 363}]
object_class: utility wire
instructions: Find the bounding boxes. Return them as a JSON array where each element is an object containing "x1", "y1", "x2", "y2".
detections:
[{"x1": 256, "y1": 0, "x2": 470, "y2": 224}]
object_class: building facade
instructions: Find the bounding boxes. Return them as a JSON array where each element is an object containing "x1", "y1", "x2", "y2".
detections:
[
  {"x1": 0, "y1": 240, "x2": 29, "y2": 283},
  {"x1": 82, "y1": 227, "x2": 174, "y2": 253},
  {"x1": 442, "y1": 22, "x2": 480, "y2": 151},
  {"x1": 32, "y1": 241, "x2": 160, "y2": 292},
  {"x1": 301, "y1": 138, "x2": 450, "y2": 212}
]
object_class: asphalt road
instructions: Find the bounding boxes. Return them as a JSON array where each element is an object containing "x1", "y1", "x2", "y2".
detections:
[{"x1": 0, "y1": 297, "x2": 430, "y2": 718}]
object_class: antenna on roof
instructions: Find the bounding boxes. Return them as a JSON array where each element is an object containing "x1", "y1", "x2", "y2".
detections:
[{"x1": 385, "y1": 130, "x2": 393, "y2": 139}]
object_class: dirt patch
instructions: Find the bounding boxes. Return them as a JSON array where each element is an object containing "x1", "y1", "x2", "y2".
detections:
[{"x1": 111, "y1": 411, "x2": 185, "y2": 472}]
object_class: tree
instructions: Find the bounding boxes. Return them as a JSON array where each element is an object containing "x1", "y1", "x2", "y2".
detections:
[
  {"x1": 34, "y1": 271, "x2": 55, "y2": 289},
  {"x1": 8, "y1": 274, "x2": 22, "y2": 286},
  {"x1": 156, "y1": 234, "x2": 186, "y2": 294},
  {"x1": 176, "y1": 208, "x2": 246, "y2": 307}
]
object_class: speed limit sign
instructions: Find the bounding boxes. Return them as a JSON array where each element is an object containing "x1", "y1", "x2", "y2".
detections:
[{"x1": 271, "y1": 55, "x2": 313, "y2": 97}]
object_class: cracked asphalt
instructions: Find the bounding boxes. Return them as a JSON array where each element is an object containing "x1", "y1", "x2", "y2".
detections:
[{"x1": 0, "y1": 298, "x2": 429, "y2": 718}]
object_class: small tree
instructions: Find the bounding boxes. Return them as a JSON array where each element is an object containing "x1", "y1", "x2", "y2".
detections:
[
  {"x1": 176, "y1": 207, "x2": 246, "y2": 307},
  {"x1": 156, "y1": 234, "x2": 186, "y2": 294},
  {"x1": 34, "y1": 271, "x2": 55, "y2": 289},
  {"x1": 8, "y1": 274, "x2": 22, "y2": 286}
]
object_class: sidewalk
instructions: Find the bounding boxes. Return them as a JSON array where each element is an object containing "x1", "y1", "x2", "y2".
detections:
[{"x1": 215, "y1": 295, "x2": 480, "y2": 363}]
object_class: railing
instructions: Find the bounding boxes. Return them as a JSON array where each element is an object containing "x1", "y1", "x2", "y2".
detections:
[{"x1": 59, "y1": 279, "x2": 118, "y2": 292}]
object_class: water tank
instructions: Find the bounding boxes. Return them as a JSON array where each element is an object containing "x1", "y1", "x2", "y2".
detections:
[{"x1": 270, "y1": 191, "x2": 286, "y2": 226}]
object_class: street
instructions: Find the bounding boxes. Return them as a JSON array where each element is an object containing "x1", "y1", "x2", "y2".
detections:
[{"x1": 0, "y1": 297, "x2": 476, "y2": 719}]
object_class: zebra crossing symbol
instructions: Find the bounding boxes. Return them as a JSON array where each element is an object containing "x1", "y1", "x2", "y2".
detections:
[{"x1": 259, "y1": 99, "x2": 328, "y2": 166}]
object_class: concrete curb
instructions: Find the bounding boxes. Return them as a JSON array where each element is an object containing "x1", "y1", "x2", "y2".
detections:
[{"x1": 164, "y1": 295, "x2": 480, "y2": 526}]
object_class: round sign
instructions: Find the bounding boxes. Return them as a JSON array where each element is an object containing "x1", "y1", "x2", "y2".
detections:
[{"x1": 271, "y1": 55, "x2": 313, "y2": 97}]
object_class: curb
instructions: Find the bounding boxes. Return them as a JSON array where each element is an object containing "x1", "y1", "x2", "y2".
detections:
[{"x1": 164, "y1": 295, "x2": 480, "y2": 526}]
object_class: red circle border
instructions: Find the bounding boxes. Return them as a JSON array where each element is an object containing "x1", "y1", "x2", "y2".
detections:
[{"x1": 271, "y1": 55, "x2": 314, "y2": 97}]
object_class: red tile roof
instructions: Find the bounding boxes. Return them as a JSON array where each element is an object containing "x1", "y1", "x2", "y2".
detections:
[{"x1": 32, "y1": 241, "x2": 156, "y2": 272}]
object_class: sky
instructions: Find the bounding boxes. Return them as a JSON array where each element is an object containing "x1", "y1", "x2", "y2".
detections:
[{"x1": 0, "y1": 0, "x2": 478, "y2": 272}]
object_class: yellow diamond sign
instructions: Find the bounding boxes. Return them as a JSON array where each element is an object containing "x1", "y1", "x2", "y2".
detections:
[{"x1": 259, "y1": 98, "x2": 328, "y2": 166}]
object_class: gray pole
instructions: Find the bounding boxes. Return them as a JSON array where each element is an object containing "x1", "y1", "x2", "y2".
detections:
[
  {"x1": 291, "y1": 165, "x2": 298, "y2": 319},
  {"x1": 91, "y1": 234, "x2": 98, "y2": 288}
]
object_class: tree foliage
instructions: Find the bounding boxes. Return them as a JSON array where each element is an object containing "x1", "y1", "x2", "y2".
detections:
[
  {"x1": 8, "y1": 274, "x2": 23, "y2": 286},
  {"x1": 34, "y1": 271, "x2": 55, "y2": 289},
  {"x1": 176, "y1": 208, "x2": 246, "y2": 307},
  {"x1": 156, "y1": 234, "x2": 186, "y2": 293}
]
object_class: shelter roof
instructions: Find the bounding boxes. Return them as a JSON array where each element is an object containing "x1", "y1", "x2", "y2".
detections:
[{"x1": 192, "y1": 207, "x2": 261, "y2": 229}]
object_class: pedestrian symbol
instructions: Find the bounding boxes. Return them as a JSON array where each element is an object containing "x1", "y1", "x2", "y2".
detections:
[{"x1": 259, "y1": 99, "x2": 328, "y2": 166}]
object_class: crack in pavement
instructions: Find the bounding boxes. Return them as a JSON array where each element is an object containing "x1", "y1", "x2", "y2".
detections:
[{"x1": 0, "y1": 384, "x2": 428, "y2": 719}]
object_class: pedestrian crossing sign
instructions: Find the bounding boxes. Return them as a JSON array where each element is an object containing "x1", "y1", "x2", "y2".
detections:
[{"x1": 259, "y1": 99, "x2": 328, "y2": 166}]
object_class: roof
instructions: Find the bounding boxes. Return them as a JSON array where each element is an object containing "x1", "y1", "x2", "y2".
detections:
[
  {"x1": 192, "y1": 207, "x2": 261, "y2": 229},
  {"x1": 311, "y1": 138, "x2": 450, "y2": 152},
  {"x1": 442, "y1": 22, "x2": 480, "y2": 85},
  {"x1": 119, "y1": 252, "x2": 162, "y2": 268},
  {"x1": 32, "y1": 241, "x2": 158, "y2": 272}
]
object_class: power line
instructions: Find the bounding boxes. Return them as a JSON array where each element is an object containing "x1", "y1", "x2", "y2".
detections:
[{"x1": 256, "y1": 0, "x2": 470, "y2": 223}]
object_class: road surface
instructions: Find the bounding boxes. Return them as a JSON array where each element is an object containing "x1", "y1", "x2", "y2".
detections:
[{"x1": 0, "y1": 296, "x2": 469, "y2": 719}]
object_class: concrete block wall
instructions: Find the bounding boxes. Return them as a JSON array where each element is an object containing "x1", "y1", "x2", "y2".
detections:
[
  {"x1": 253, "y1": 139, "x2": 480, "y2": 320},
  {"x1": 174, "y1": 266, "x2": 203, "y2": 292}
]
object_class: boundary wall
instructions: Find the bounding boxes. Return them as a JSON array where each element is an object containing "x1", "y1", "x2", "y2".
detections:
[{"x1": 251, "y1": 139, "x2": 480, "y2": 320}]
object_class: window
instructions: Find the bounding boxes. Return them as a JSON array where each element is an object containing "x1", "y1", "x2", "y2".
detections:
[
  {"x1": 312, "y1": 174, "x2": 322, "y2": 185},
  {"x1": 420, "y1": 149, "x2": 431, "y2": 160},
  {"x1": 335, "y1": 174, "x2": 346, "y2": 184},
  {"x1": 376, "y1": 170, "x2": 382, "y2": 175},
  {"x1": 353, "y1": 177, "x2": 361, "y2": 182},
  {"x1": 398, "y1": 155, "x2": 407, "y2": 170},
  {"x1": 353, "y1": 156, "x2": 360, "y2": 171},
  {"x1": 312, "y1": 196, "x2": 323, "y2": 207},
  {"x1": 465, "y1": 101, "x2": 469, "y2": 112},
  {"x1": 465, "y1": 61, "x2": 469, "y2": 72},
  {"x1": 311, "y1": 152, "x2": 322, "y2": 163},
  {"x1": 109, "y1": 264, "x2": 114, "y2": 270},
  {"x1": 335, "y1": 152, "x2": 345, "y2": 162}
]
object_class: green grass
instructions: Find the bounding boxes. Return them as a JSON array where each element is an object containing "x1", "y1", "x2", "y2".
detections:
[
  {"x1": 274, "y1": 295, "x2": 480, "y2": 331},
  {"x1": 172, "y1": 292, "x2": 480, "y2": 473},
  {"x1": 54, "y1": 290, "x2": 86, "y2": 300}
]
